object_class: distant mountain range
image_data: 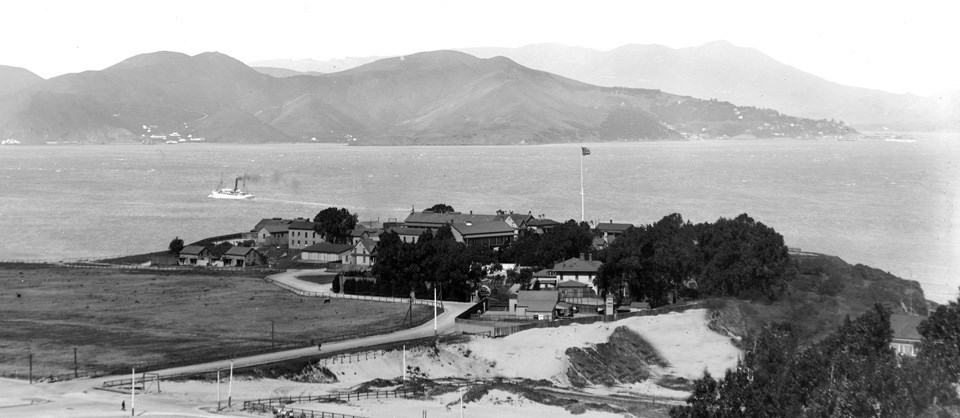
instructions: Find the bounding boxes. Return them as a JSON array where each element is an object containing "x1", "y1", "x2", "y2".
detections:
[
  {"x1": 254, "y1": 42, "x2": 960, "y2": 131},
  {"x1": 0, "y1": 50, "x2": 854, "y2": 145}
]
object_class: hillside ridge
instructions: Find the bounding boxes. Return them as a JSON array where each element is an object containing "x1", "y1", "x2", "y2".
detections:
[{"x1": 0, "y1": 50, "x2": 855, "y2": 144}]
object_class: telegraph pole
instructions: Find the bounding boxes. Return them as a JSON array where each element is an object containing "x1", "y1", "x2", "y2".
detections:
[
  {"x1": 217, "y1": 367, "x2": 221, "y2": 411},
  {"x1": 228, "y1": 362, "x2": 234, "y2": 408}
]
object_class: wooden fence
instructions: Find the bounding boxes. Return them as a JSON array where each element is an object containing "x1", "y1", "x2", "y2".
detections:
[
  {"x1": 243, "y1": 388, "x2": 421, "y2": 417},
  {"x1": 459, "y1": 301, "x2": 705, "y2": 338},
  {"x1": 317, "y1": 350, "x2": 386, "y2": 366}
]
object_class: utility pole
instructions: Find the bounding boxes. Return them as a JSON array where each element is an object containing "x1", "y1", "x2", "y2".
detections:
[
  {"x1": 228, "y1": 362, "x2": 234, "y2": 408},
  {"x1": 74, "y1": 348, "x2": 78, "y2": 378},
  {"x1": 131, "y1": 367, "x2": 135, "y2": 417},
  {"x1": 28, "y1": 353, "x2": 32, "y2": 384},
  {"x1": 217, "y1": 367, "x2": 221, "y2": 411},
  {"x1": 270, "y1": 320, "x2": 275, "y2": 347},
  {"x1": 434, "y1": 286, "x2": 438, "y2": 338},
  {"x1": 402, "y1": 345, "x2": 406, "y2": 382}
]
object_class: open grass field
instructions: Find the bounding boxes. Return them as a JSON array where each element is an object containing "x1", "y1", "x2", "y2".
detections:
[{"x1": 0, "y1": 264, "x2": 431, "y2": 379}]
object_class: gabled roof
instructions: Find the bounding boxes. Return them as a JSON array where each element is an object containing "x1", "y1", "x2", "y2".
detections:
[
  {"x1": 499, "y1": 213, "x2": 534, "y2": 228},
  {"x1": 595, "y1": 222, "x2": 634, "y2": 233},
  {"x1": 532, "y1": 268, "x2": 555, "y2": 278},
  {"x1": 302, "y1": 242, "x2": 354, "y2": 254},
  {"x1": 355, "y1": 238, "x2": 377, "y2": 252},
  {"x1": 592, "y1": 237, "x2": 608, "y2": 247},
  {"x1": 451, "y1": 221, "x2": 516, "y2": 236},
  {"x1": 179, "y1": 245, "x2": 209, "y2": 256},
  {"x1": 262, "y1": 224, "x2": 289, "y2": 234},
  {"x1": 404, "y1": 212, "x2": 500, "y2": 226},
  {"x1": 252, "y1": 218, "x2": 291, "y2": 231},
  {"x1": 527, "y1": 218, "x2": 561, "y2": 227},
  {"x1": 355, "y1": 221, "x2": 383, "y2": 229},
  {"x1": 517, "y1": 290, "x2": 559, "y2": 313},
  {"x1": 890, "y1": 314, "x2": 925, "y2": 342},
  {"x1": 224, "y1": 246, "x2": 259, "y2": 257},
  {"x1": 288, "y1": 220, "x2": 316, "y2": 230},
  {"x1": 351, "y1": 227, "x2": 382, "y2": 237},
  {"x1": 552, "y1": 257, "x2": 602, "y2": 273}
]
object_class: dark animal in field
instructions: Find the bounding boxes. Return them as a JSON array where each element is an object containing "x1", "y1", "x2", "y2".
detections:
[{"x1": 323, "y1": 298, "x2": 331, "y2": 304}]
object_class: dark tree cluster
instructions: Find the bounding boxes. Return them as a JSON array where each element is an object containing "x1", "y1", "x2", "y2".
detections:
[
  {"x1": 168, "y1": 237, "x2": 184, "y2": 254},
  {"x1": 596, "y1": 214, "x2": 788, "y2": 307},
  {"x1": 918, "y1": 291, "x2": 960, "y2": 388},
  {"x1": 358, "y1": 225, "x2": 497, "y2": 302},
  {"x1": 424, "y1": 203, "x2": 455, "y2": 213},
  {"x1": 312, "y1": 207, "x2": 358, "y2": 244},
  {"x1": 671, "y1": 302, "x2": 960, "y2": 417},
  {"x1": 498, "y1": 220, "x2": 594, "y2": 269},
  {"x1": 694, "y1": 214, "x2": 789, "y2": 300}
]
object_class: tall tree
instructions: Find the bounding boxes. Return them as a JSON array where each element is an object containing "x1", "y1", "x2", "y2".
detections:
[
  {"x1": 313, "y1": 207, "x2": 358, "y2": 244},
  {"x1": 672, "y1": 304, "x2": 958, "y2": 418},
  {"x1": 499, "y1": 219, "x2": 592, "y2": 268},
  {"x1": 597, "y1": 214, "x2": 697, "y2": 306},
  {"x1": 918, "y1": 291, "x2": 960, "y2": 383},
  {"x1": 168, "y1": 236, "x2": 184, "y2": 254},
  {"x1": 694, "y1": 214, "x2": 788, "y2": 300}
]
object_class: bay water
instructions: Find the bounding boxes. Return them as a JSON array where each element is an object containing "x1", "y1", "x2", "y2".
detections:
[{"x1": 1, "y1": 136, "x2": 957, "y2": 303}]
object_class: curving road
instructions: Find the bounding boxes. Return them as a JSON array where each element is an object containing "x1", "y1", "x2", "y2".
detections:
[{"x1": 132, "y1": 269, "x2": 473, "y2": 378}]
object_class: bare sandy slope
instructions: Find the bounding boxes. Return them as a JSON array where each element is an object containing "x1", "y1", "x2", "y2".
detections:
[{"x1": 0, "y1": 309, "x2": 739, "y2": 417}]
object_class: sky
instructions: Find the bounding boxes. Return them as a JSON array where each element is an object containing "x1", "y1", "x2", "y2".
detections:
[{"x1": 2, "y1": 0, "x2": 958, "y2": 96}]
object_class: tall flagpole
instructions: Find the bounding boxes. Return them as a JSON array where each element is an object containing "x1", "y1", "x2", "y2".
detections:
[{"x1": 580, "y1": 146, "x2": 585, "y2": 222}]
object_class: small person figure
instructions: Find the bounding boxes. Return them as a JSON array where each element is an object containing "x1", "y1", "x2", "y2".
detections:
[
  {"x1": 121, "y1": 400, "x2": 125, "y2": 411},
  {"x1": 317, "y1": 343, "x2": 322, "y2": 351}
]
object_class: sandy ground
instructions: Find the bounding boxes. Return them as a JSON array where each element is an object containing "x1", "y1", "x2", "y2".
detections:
[
  {"x1": 0, "y1": 309, "x2": 737, "y2": 417},
  {"x1": 312, "y1": 309, "x2": 739, "y2": 388}
]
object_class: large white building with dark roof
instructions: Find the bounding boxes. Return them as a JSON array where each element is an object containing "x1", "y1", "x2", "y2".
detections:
[
  {"x1": 450, "y1": 221, "x2": 517, "y2": 249},
  {"x1": 403, "y1": 212, "x2": 502, "y2": 230},
  {"x1": 550, "y1": 255, "x2": 603, "y2": 291},
  {"x1": 287, "y1": 220, "x2": 321, "y2": 249}
]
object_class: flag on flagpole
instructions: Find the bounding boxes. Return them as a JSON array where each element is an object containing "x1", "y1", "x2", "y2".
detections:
[{"x1": 581, "y1": 146, "x2": 591, "y2": 156}]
